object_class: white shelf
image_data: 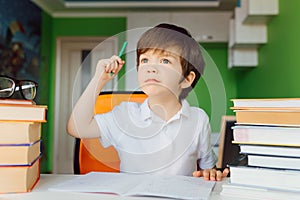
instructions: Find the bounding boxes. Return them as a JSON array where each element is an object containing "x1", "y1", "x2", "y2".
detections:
[
  {"x1": 241, "y1": 0, "x2": 279, "y2": 24},
  {"x1": 228, "y1": 0, "x2": 278, "y2": 68},
  {"x1": 229, "y1": 8, "x2": 267, "y2": 48},
  {"x1": 228, "y1": 47, "x2": 258, "y2": 68}
]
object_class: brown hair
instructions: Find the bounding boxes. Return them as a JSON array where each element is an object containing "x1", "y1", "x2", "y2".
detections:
[{"x1": 136, "y1": 23, "x2": 205, "y2": 100}]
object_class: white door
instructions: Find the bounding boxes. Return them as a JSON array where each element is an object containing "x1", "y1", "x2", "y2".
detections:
[{"x1": 53, "y1": 37, "x2": 118, "y2": 174}]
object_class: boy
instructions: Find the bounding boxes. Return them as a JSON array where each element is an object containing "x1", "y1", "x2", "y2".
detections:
[{"x1": 67, "y1": 23, "x2": 229, "y2": 181}]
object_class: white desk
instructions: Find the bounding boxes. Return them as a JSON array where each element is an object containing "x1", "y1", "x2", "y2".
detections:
[{"x1": 0, "y1": 174, "x2": 238, "y2": 200}]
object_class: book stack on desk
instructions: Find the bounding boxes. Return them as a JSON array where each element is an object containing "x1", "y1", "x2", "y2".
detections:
[
  {"x1": 0, "y1": 99, "x2": 47, "y2": 193},
  {"x1": 221, "y1": 98, "x2": 300, "y2": 199}
]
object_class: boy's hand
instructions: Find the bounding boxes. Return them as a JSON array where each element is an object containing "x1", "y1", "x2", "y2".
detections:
[
  {"x1": 95, "y1": 55, "x2": 125, "y2": 82},
  {"x1": 192, "y1": 168, "x2": 229, "y2": 181}
]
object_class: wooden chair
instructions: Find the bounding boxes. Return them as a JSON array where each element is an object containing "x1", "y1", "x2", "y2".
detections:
[{"x1": 73, "y1": 91, "x2": 147, "y2": 174}]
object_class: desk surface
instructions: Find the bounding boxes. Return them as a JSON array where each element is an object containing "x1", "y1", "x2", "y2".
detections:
[{"x1": 0, "y1": 174, "x2": 238, "y2": 200}]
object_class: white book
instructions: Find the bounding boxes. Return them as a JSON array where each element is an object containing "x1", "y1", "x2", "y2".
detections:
[
  {"x1": 240, "y1": 145, "x2": 300, "y2": 157},
  {"x1": 221, "y1": 183, "x2": 300, "y2": 200},
  {"x1": 230, "y1": 166, "x2": 300, "y2": 192},
  {"x1": 49, "y1": 172, "x2": 215, "y2": 200},
  {"x1": 231, "y1": 98, "x2": 300, "y2": 108},
  {"x1": 232, "y1": 125, "x2": 300, "y2": 146},
  {"x1": 248, "y1": 155, "x2": 300, "y2": 170}
]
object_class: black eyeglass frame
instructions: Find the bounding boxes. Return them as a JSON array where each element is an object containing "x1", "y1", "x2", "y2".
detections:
[{"x1": 0, "y1": 75, "x2": 38, "y2": 100}]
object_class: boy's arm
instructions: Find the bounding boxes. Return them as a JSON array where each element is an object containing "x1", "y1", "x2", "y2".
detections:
[{"x1": 67, "y1": 56, "x2": 124, "y2": 138}]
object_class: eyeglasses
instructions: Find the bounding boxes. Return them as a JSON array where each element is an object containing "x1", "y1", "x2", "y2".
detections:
[{"x1": 0, "y1": 75, "x2": 38, "y2": 100}]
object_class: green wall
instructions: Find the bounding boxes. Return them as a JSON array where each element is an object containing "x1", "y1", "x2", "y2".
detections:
[
  {"x1": 40, "y1": 12, "x2": 53, "y2": 173},
  {"x1": 236, "y1": 0, "x2": 300, "y2": 98},
  {"x1": 40, "y1": 12, "x2": 243, "y2": 172},
  {"x1": 189, "y1": 43, "x2": 236, "y2": 132},
  {"x1": 40, "y1": 14, "x2": 126, "y2": 173}
]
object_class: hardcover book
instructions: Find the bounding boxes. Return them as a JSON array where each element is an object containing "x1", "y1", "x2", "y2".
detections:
[
  {"x1": 0, "y1": 158, "x2": 40, "y2": 193},
  {"x1": 0, "y1": 103, "x2": 47, "y2": 122},
  {"x1": 0, "y1": 140, "x2": 41, "y2": 165},
  {"x1": 231, "y1": 98, "x2": 300, "y2": 109},
  {"x1": 0, "y1": 122, "x2": 41, "y2": 144},
  {"x1": 229, "y1": 165, "x2": 300, "y2": 192},
  {"x1": 221, "y1": 182, "x2": 300, "y2": 200},
  {"x1": 234, "y1": 109, "x2": 300, "y2": 126},
  {"x1": 232, "y1": 125, "x2": 300, "y2": 146},
  {"x1": 0, "y1": 99, "x2": 35, "y2": 105},
  {"x1": 247, "y1": 154, "x2": 300, "y2": 170},
  {"x1": 239, "y1": 144, "x2": 300, "y2": 157}
]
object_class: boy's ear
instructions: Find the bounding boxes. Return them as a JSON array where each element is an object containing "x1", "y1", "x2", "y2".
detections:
[{"x1": 180, "y1": 71, "x2": 196, "y2": 89}]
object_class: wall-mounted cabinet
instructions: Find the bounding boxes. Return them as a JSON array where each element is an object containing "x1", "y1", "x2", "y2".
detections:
[
  {"x1": 127, "y1": 11, "x2": 232, "y2": 43},
  {"x1": 126, "y1": 11, "x2": 232, "y2": 90},
  {"x1": 170, "y1": 12, "x2": 232, "y2": 43},
  {"x1": 228, "y1": 0, "x2": 278, "y2": 68}
]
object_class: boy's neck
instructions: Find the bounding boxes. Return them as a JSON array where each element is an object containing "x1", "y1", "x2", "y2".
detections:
[{"x1": 147, "y1": 95, "x2": 182, "y2": 122}]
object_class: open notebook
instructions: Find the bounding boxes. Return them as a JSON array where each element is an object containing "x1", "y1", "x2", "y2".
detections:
[{"x1": 49, "y1": 172, "x2": 215, "y2": 200}]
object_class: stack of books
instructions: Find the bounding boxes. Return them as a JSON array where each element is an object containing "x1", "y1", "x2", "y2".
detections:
[
  {"x1": 0, "y1": 99, "x2": 47, "y2": 193},
  {"x1": 221, "y1": 98, "x2": 300, "y2": 199}
]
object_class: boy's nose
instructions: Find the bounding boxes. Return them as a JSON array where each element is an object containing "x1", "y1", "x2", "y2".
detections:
[{"x1": 146, "y1": 66, "x2": 158, "y2": 73}]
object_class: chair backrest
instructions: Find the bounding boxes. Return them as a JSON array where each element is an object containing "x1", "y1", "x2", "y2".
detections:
[
  {"x1": 74, "y1": 91, "x2": 147, "y2": 174},
  {"x1": 217, "y1": 115, "x2": 239, "y2": 169}
]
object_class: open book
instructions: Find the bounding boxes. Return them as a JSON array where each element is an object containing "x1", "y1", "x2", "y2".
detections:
[{"x1": 49, "y1": 172, "x2": 215, "y2": 200}]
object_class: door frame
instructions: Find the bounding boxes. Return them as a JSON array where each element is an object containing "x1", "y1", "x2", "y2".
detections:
[{"x1": 53, "y1": 36, "x2": 118, "y2": 173}]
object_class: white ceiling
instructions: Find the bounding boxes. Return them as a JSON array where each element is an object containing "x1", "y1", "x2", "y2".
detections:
[{"x1": 31, "y1": 0, "x2": 237, "y2": 17}]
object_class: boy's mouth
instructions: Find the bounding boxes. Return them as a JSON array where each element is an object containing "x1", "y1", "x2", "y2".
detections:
[{"x1": 145, "y1": 79, "x2": 160, "y2": 83}]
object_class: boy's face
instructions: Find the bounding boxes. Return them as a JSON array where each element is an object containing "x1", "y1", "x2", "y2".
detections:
[{"x1": 137, "y1": 47, "x2": 188, "y2": 99}]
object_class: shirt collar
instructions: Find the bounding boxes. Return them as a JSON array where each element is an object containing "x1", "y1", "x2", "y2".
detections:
[
  {"x1": 140, "y1": 98, "x2": 151, "y2": 121},
  {"x1": 180, "y1": 100, "x2": 191, "y2": 118},
  {"x1": 140, "y1": 98, "x2": 190, "y2": 122}
]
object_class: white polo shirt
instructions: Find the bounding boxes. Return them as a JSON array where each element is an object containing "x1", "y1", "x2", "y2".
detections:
[{"x1": 94, "y1": 98, "x2": 217, "y2": 176}]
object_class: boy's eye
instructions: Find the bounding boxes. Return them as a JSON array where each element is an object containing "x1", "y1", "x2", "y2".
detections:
[
  {"x1": 161, "y1": 59, "x2": 171, "y2": 64},
  {"x1": 140, "y1": 58, "x2": 148, "y2": 64}
]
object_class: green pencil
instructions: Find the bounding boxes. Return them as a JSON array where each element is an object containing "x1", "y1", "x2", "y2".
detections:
[
  {"x1": 110, "y1": 41, "x2": 128, "y2": 76},
  {"x1": 118, "y1": 41, "x2": 128, "y2": 57}
]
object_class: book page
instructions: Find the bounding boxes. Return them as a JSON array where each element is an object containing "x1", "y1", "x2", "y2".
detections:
[
  {"x1": 49, "y1": 172, "x2": 215, "y2": 200},
  {"x1": 49, "y1": 172, "x2": 145, "y2": 195},
  {"x1": 125, "y1": 175, "x2": 215, "y2": 200}
]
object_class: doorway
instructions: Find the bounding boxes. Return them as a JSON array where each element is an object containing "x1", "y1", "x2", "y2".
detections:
[{"x1": 53, "y1": 37, "x2": 118, "y2": 173}]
